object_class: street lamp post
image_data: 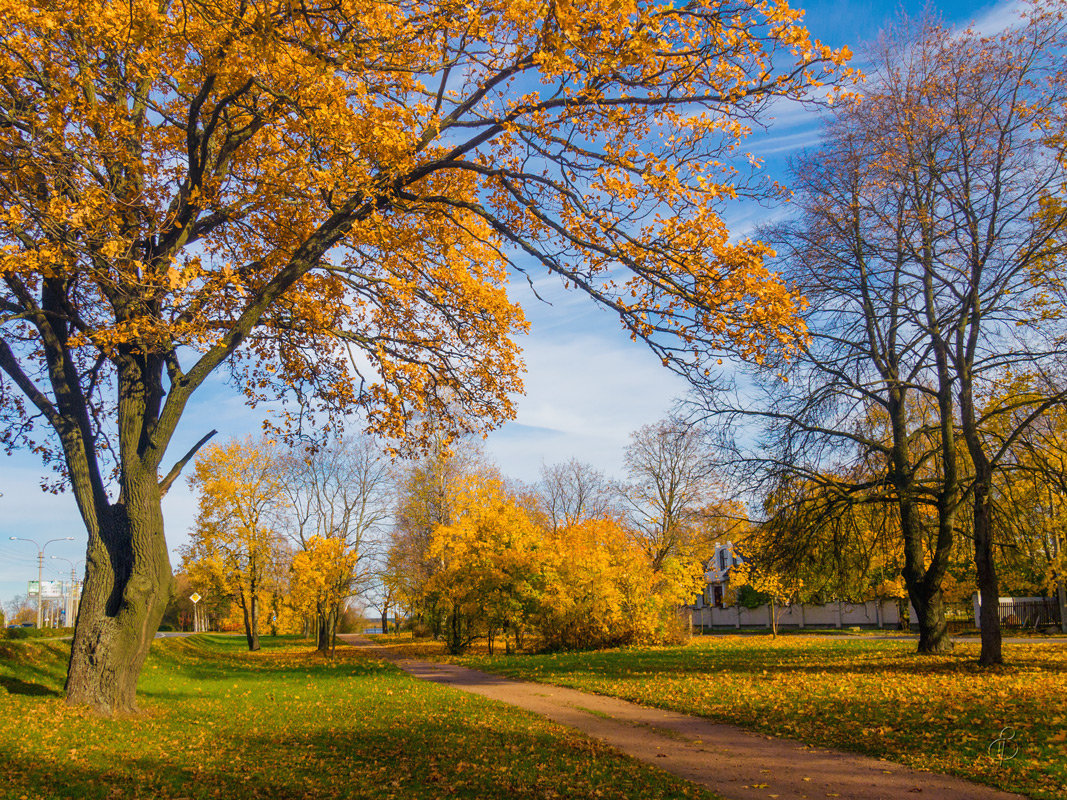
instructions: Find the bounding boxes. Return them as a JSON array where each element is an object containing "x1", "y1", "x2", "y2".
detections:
[
  {"x1": 50, "y1": 556, "x2": 84, "y2": 627},
  {"x1": 8, "y1": 536, "x2": 76, "y2": 628}
]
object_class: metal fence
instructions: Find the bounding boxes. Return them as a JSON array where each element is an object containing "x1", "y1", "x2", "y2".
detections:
[{"x1": 998, "y1": 597, "x2": 1061, "y2": 628}]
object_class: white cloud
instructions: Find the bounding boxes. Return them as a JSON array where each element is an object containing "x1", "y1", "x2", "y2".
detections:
[
  {"x1": 969, "y1": 0, "x2": 1028, "y2": 35},
  {"x1": 485, "y1": 306, "x2": 690, "y2": 482}
]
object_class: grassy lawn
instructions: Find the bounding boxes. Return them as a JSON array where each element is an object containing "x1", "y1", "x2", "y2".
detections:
[
  {"x1": 0, "y1": 635, "x2": 723, "y2": 800},
  {"x1": 453, "y1": 635, "x2": 1067, "y2": 800}
]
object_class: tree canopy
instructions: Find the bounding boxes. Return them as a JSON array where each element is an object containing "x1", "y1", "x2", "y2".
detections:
[{"x1": 0, "y1": 0, "x2": 850, "y2": 712}]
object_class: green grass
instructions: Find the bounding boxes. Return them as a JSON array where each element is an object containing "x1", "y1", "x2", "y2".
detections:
[
  {"x1": 0, "y1": 635, "x2": 723, "y2": 800},
  {"x1": 455, "y1": 636, "x2": 1067, "y2": 800}
]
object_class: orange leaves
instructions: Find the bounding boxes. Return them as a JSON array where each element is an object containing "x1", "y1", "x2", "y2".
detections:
[
  {"x1": 181, "y1": 437, "x2": 290, "y2": 627},
  {"x1": 416, "y1": 468, "x2": 705, "y2": 651},
  {"x1": 1, "y1": 0, "x2": 853, "y2": 518}
]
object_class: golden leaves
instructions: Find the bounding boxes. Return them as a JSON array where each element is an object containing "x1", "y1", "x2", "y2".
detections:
[{"x1": 0, "y1": 0, "x2": 853, "y2": 462}]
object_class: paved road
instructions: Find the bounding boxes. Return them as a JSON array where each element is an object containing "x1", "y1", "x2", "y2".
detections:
[{"x1": 341, "y1": 634, "x2": 1028, "y2": 800}]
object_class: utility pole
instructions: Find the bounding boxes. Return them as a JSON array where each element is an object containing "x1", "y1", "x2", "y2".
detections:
[
  {"x1": 8, "y1": 536, "x2": 75, "y2": 627},
  {"x1": 50, "y1": 556, "x2": 83, "y2": 627}
]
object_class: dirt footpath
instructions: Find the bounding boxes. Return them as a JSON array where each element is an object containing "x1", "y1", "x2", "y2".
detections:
[{"x1": 340, "y1": 635, "x2": 1026, "y2": 800}]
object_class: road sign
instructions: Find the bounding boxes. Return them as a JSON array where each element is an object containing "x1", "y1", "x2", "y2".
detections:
[
  {"x1": 189, "y1": 593, "x2": 201, "y2": 604},
  {"x1": 28, "y1": 580, "x2": 64, "y2": 598}
]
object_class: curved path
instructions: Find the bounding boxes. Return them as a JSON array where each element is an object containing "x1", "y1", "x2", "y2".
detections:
[{"x1": 339, "y1": 635, "x2": 1026, "y2": 800}]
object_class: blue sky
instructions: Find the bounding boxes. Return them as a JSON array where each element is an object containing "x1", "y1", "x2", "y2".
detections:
[{"x1": 0, "y1": 0, "x2": 1025, "y2": 610}]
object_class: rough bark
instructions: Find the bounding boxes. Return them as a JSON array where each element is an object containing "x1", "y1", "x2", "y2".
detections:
[
  {"x1": 316, "y1": 608, "x2": 335, "y2": 655},
  {"x1": 912, "y1": 587, "x2": 951, "y2": 654},
  {"x1": 959, "y1": 335, "x2": 1004, "y2": 665},
  {"x1": 65, "y1": 469, "x2": 173, "y2": 714},
  {"x1": 891, "y1": 385, "x2": 954, "y2": 654}
]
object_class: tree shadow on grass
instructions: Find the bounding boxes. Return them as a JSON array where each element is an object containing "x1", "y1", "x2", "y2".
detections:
[
  {"x1": 0, "y1": 675, "x2": 60, "y2": 696},
  {"x1": 0, "y1": 709, "x2": 718, "y2": 800}
]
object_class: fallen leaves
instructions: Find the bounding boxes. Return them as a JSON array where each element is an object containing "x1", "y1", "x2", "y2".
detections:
[{"x1": 460, "y1": 636, "x2": 1067, "y2": 800}]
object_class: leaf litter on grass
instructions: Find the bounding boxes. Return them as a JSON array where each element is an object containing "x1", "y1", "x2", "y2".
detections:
[
  {"x1": 0, "y1": 635, "x2": 725, "y2": 800},
  {"x1": 458, "y1": 635, "x2": 1067, "y2": 800}
]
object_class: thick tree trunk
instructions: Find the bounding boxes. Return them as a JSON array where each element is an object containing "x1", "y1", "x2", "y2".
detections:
[
  {"x1": 316, "y1": 611, "x2": 330, "y2": 654},
  {"x1": 973, "y1": 486, "x2": 1003, "y2": 665},
  {"x1": 888, "y1": 382, "x2": 954, "y2": 655},
  {"x1": 900, "y1": 524, "x2": 953, "y2": 653},
  {"x1": 381, "y1": 605, "x2": 389, "y2": 636},
  {"x1": 66, "y1": 472, "x2": 173, "y2": 714},
  {"x1": 912, "y1": 586, "x2": 951, "y2": 653},
  {"x1": 900, "y1": 491, "x2": 953, "y2": 653}
]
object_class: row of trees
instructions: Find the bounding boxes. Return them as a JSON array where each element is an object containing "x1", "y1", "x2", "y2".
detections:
[
  {"x1": 179, "y1": 416, "x2": 742, "y2": 655},
  {"x1": 180, "y1": 436, "x2": 390, "y2": 653},
  {"x1": 702, "y1": 6, "x2": 1067, "y2": 665}
]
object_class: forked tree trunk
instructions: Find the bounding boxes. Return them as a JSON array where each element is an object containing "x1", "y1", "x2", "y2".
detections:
[
  {"x1": 241, "y1": 589, "x2": 261, "y2": 652},
  {"x1": 912, "y1": 586, "x2": 950, "y2": 653},
  {"x1": 66, "y1": 470, "x2": 173, "y2": 714},
  {"x1": 888, "y1": 386, "x2": 954, "y2": 655}
]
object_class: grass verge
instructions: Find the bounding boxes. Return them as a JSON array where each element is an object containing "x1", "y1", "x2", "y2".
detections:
[
  {"x1": 0, "y1": 635, "x2": 723, "y2": 800},
  {"x1": 457, "y1": 636, "x2": 1067, "y2": 800}
]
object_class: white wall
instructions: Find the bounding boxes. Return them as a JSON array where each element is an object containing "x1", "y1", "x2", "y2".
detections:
[{"x1": 689, "y1": 599, "x2": 918, "y2": 629}]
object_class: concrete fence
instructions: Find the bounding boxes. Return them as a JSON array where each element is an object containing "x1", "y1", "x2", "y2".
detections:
[{"x1": 688, "y1": 599, "x2": 918, "y2": 630}]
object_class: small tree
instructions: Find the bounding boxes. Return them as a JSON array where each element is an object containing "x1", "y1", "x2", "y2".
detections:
[
  {"x1": 182, "y1": 438, "x2": 289, "y2": 651},
  {"x1": 729, "y1": 561, "x2": 803, "y2": 637},
  {"x1": 290, "y1": 536, "x2": 359, "y2": 655},
  {"x1": 426, "y1": 474, "x2": 545, "y2": 654}
]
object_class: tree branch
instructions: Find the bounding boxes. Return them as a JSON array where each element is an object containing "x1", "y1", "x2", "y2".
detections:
[{"x1": 159, "y1": 429, "x2": 217, "y2": 496}]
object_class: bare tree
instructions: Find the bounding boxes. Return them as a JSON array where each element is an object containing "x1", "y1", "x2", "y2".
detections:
[
  {"x1": 620, "y1": 416, "x2": 722, "y2": 570},
  {"x1": 280, "y1": 435, "x2": 391, "y2": 652},
  {"x1": 5, "y1": 595, "x2": 35, "y2": 626},
  {"x1": 537, "y1": 459, "x2": 618, "y2": 532},
  {"x1": 701, "y1": 9, "x2": 1067, "y2": 661}
]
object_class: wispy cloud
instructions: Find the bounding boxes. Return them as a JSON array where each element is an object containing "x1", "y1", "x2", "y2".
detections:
[
  {"x1": 969, "y1": 0, "x2": 1028, "y2": 35},
  {"x1": 485, "y1": 315, "x2": 689, "y2": 481}
]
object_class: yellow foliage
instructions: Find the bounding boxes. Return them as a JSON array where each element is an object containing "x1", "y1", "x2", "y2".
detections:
[
  {"x1": 181, "y1": 437, "x2": 290, "y2": 646},
  {"x1": 0, "y1": 0, "x2": 854, "y2": 467},
  {"x1": 290, "y1": 536, "x2": 359, "y2": 622},
  {"x1": 422, "y1": 474, "x2": 704, "y2": 652}
]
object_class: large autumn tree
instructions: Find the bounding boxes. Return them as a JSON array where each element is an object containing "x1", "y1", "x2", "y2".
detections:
[{"x1": 0, "y1": 0, "x2": 850, "y2": 712}]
